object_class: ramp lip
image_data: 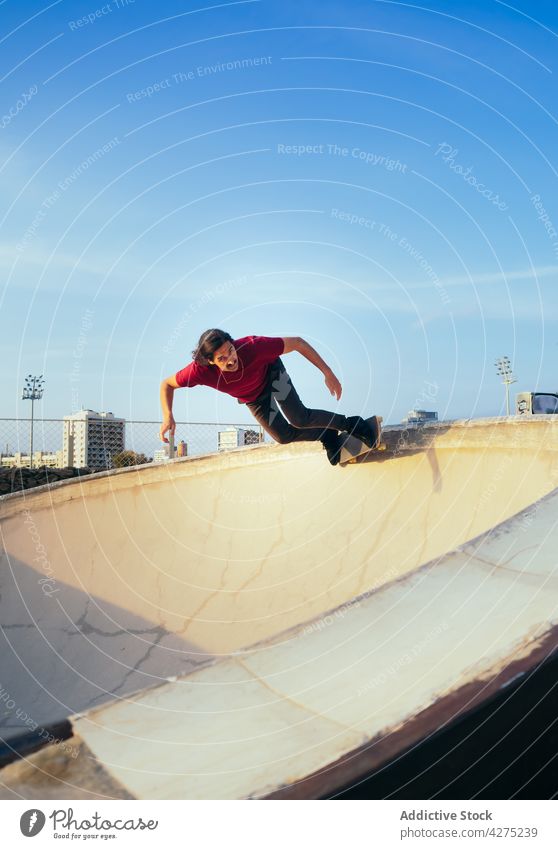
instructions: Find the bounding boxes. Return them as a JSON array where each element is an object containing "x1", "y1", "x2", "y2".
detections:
[{"x1": 2, "y1": 416, "x2": 557, "y2": 515}]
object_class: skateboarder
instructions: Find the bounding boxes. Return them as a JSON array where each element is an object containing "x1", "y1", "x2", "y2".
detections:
[{"x1": 159, "y1": 329, "x2": 378, "y2": 465}]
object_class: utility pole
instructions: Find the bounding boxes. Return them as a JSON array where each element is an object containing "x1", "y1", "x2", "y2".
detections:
[
  {"x1": 495, "y1": 357, "x2": 517, "y2": 416},
  {"x1": 22, "y1": 374, "x2": 45, "y2": 469}
]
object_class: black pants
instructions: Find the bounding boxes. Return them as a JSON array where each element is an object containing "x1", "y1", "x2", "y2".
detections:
[{"x1": 244, "y1": 358, "x2": 348, "y2": 444}]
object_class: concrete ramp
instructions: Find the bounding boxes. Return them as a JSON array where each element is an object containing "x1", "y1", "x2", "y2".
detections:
[{"x1": 1, "y1": 417, "x2": 558, "y2": 797}]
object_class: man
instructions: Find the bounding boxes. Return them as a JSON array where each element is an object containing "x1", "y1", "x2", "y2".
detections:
[{"x1": 159, "y1": 329, "x2": 378, "y2": 465}]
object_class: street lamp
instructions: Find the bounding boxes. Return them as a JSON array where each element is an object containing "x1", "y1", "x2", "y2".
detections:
[
  {"x1": 22, "y1": 374, "x2": 45, "y2": 468},
  {"x1": 495, "y1": 357, "x2": 517, "y2": 416}
]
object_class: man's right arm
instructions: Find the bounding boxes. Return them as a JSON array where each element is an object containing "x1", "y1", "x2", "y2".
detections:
[{"x1": 159, "y1": 374, "x2": 180, "y2": 443}]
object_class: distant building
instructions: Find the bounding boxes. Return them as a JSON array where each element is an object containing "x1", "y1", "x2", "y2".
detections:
[
  {"x1": 153, "y1": 447, "x2": 170, "y2": 462},
  {"x1": 218, "y1": 427, "x2": 263, "y2": 451},
  {"x1": 0, "y1": 450, "x2": 63, "y2": 469},
  {"x1": 63, "y1": 410, "x2": 125, "y2": 469},
  {"x1": 516, "y1": 392, "x2": 558, "y2": 415},
  {"x1": 403, "y1": 409, "x2": 438, "y2": 425}
]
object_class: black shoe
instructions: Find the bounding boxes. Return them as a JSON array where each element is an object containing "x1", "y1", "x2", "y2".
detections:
[
  {"x1": 344, "y1": 415, "x2": 380, "y2": 449},
  {"x1": 320, "y1": 430, "x2": 342, "y2": 466}
]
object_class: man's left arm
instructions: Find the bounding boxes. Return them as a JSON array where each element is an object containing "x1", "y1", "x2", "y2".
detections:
[{"x1": 282, "y1": 336, "x2": 342, "y2": 400}]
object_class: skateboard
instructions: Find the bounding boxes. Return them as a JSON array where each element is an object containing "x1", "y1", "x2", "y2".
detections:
[{"x1": 339, "y1": 415, "x2": 386, "y2": 465}]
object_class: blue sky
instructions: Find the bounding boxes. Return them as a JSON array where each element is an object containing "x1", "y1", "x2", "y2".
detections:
[{"x1": 1, "y1": 0, "x2": 557, "y2": 431}]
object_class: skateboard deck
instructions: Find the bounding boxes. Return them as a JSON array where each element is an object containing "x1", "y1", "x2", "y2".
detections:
[{"x1": 339, "y1": 415, "x2": 386, "y2": 465}]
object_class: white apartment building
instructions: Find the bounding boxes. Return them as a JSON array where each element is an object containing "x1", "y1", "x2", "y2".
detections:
[
  {"x1": 63, "y1": 410, "x2": 125, "y2": 469},
  {"x1": 402, "y1": 409, "x2": 439, "y2": 425},
  {"x1": 0, "y1": 451, "x2": 63, "y2": 469},
  {"x1": 218, "y1": 427, "x2": 263, "y2": 451}
]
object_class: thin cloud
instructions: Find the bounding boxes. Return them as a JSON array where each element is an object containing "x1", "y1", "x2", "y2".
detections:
[{"x1": 440, "y1": 265, "x2": 558, "y2": 287}]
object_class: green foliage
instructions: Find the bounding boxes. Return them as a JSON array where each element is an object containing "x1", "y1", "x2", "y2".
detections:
[{"x1": 112, "y1": 450, "x2": 152, "y2": 468}]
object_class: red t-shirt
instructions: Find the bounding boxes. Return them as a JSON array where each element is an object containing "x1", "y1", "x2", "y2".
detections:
[{"x1": 175, "y1": 335, "x2": 285, "y2": 403}]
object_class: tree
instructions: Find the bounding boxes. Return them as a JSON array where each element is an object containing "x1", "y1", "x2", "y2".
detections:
[{"x1": 112, "y1": 450, "x2": 152, "y2": 468}]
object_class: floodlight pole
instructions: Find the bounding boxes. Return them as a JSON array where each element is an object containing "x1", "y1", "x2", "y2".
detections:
[
  {"x1": 494, "y1": 357, "x2": 517, "y2": 416},
  {"x1": 22, "y1": 374, "x2": 45, "y2": 469}
]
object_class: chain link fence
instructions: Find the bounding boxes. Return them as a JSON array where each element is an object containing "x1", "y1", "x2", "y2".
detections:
[{"x1": 0, "y1": 418, "x2": 266, "y2": 471}]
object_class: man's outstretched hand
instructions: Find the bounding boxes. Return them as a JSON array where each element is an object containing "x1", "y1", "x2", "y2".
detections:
[
  {"x1": 159, "y1": 414, "x2": 176, "y2": 444},
  {"x1": 325, "y1": 371, "x2": 342, "y2": 400}
]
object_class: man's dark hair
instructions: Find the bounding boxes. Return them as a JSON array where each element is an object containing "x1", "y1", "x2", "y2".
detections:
[{"x1": 192, "y1": 328, "x2": 234, "y2": 365}]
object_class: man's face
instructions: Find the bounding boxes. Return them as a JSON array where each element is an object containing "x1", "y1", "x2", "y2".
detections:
[{"x1": 210, "y1": 340, "x2": 238, "y2": 372}]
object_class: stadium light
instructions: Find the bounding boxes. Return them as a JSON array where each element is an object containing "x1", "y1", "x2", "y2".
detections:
[
  {"x1": 494, "y1": 357, "x2": 517, "y2": 416},
  {"x1": 21, "y1": 374, "x2": 45, "y2": 469}
]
